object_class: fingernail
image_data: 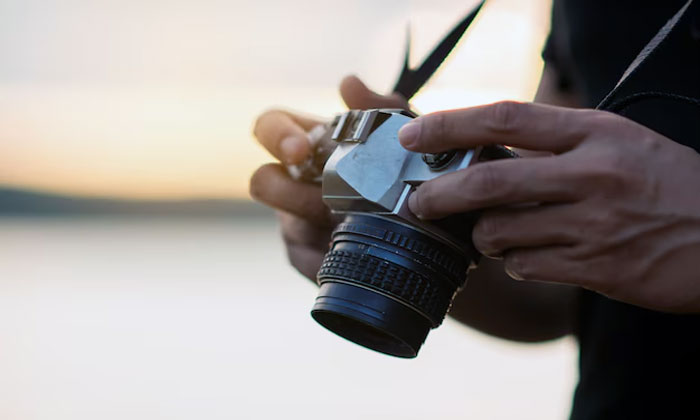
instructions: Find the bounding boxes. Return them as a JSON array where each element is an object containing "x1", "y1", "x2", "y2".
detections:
[
  {"x1": 408, "y1": 192, "x2": 423, "y2": 219},
  {"x1": 505, "y1": 266, "x2": 525, "y2": 281},
  {"x1": 398, "y1": 122, "x2": 422, "y2": 149},
  {"x1": 481, "y1": 250, "x2": 504, "y2": 260},
  {"x1": 280, "y1": 136, "x2": 303, "y2": 164}
]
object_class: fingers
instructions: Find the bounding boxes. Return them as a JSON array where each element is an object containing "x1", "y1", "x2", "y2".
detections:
[
  {"x1": 398, "y1": 101, "x2": 604, "y2": 154},
  {"x1": 409, "y1": 156, "x2": 584, "y2": 219},
  {"x1": 340, "y1": 75, "x2": 409, "y2": 110},
  {"x1": 253, "y1": 75, "x2": 407, "y2": 165},
  {"x1": 503, "y1": 246, "x2": 580, "y2": 283},
  {"x1": 285, "y1": 244, "x2": 326, "y2": 283},
  {"x1": 501, "y1": 245, "x2": 608, "y2": 292},
  {"x1": 473, "y1": 205, "x2": 581, "y2": 258},
  {"x1": 249, "y1": 163, "x2": 332, "y2": 226},
  {"x1": 278, "y1": 212, "x2": 332, "y2": 251},
  {"x1": 253, "y1": 109, "x2": 321, "y2": 165},
  {"x1": 278, "y1": 212, "x2": 331, "y2": 282}
]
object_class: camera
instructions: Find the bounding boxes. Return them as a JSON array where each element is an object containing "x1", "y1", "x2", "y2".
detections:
[{"x1": 289, "y1": 109, "x2": 515, "y2": 358}]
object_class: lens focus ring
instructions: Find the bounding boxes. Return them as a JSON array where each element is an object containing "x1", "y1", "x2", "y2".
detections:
[
  {"x1": 333, "y1": 221, "x2": 467, "y2": 287},
  {"x1": 317, "y1": 214, "x2": 471, "y2": 328},
  {"x1": 318, "y1": 249, "x2": 454, "y2": 326}
]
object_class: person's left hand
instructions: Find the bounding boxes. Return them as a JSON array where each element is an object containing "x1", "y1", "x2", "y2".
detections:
[{"x1": 398, "y1": 101, "x2": 700, "y2": 313}]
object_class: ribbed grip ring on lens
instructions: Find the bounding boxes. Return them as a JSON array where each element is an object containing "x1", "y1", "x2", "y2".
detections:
[
  {"x1": 332, "y1": 221, "x2": 467, "y2": 288},
  {"x1": 317, "y1": 214, "x2": 472, "y2": 327},
  {"x1": 318, "y1": 249, "x2": 455, "y2": 326}
]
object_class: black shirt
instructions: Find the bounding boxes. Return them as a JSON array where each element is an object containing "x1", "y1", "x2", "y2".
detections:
[{"x1": 544, "y1": 1, "x2": 700, "y2": 419}]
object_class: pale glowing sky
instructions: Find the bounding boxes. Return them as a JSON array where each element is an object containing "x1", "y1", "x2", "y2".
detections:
[{"x1": 0, "y1": 0, "x2": 551, "y2": 199}]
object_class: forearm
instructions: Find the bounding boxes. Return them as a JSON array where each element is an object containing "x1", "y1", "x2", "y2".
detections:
[{"x1": 448, "y1": 259, "x2": 578, "y2": 342}]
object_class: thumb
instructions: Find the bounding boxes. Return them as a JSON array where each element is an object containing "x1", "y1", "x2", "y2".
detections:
[{"x1": 339, "y1": 75, "x2": 409, "y2": 110}]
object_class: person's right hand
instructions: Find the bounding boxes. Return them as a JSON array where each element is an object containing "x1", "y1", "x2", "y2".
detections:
[{"x1": 249, "y1": 75, "x2": 409, "y2": 282}]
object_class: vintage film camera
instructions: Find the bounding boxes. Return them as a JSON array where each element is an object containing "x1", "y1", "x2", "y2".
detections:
[{"x1": 289, "y1": 109, "x2": 515, "y2": 358}]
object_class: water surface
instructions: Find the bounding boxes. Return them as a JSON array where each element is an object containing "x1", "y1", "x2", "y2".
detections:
[{"x1": 0, "y1": 217, "x2": 576, "y2": 419}]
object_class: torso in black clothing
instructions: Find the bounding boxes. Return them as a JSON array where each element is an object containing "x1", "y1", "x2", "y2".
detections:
[{"x1": 543, "y1": 1, "x2": 700, "y2": 419}]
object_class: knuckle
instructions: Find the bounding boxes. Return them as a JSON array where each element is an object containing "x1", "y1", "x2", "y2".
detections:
[
  {"x1": 585, "y1": 110, "x2": 642, "y2": 139},
  {"x1": 473, "y1": 216, "x2": 502, "y2": 252},
  {"x1": 252, "y1": 109, "x2": 277, "y2": 138},
  {"x1": 248, "y1": 166, "x2": 268, "y2": 201},
  {"x1": 587, "y1": 157, "x2": 622, "y2": 183},
  {"x1": 356, "y1": 90, "x2": 375, "y2": 109},
  {"x1": 249, "y1": 164, "x2": 281, "y2": 203},
  {"x1": 415, "y1": 183, "x2": 437, "y2": 217},
  {"x1": 487, "y1": 101, "x2": 523, "y2": 133},
  {"x1": 253, "y1": 110, "x2": 273, "y2": 137},
  {"x1": 574, "y1": 209, "x2": 627, "y2": 258},
  {"x1": 388, "y1": 93, "x2": 409, "y2": 109},
  {"x1": 302, "y1": 200, "x2": 331, "y2": 226},
  {"x1": 585, "y1": 109, "x2": 618, "y2": 128},
  {"x1": 466, "y1": 164, "x2": 501, "y2": 206},
  {"x1": 585, "y1": 207, "x2": 617, "y2": 234},
  {"x1": 635, "y1": 132, "x2": 663, "y2": 154},
  {"x1": 424, "y1": 112, "x2": 447, "y2": 146},
  {"x1": 576, "y1": 143, "x2": 639, "y2": 194},
  {"x1": 280, "y1": 213, "x2": 332, "y2": 249}
]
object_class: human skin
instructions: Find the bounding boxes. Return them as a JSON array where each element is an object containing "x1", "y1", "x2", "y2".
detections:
[
  {"x1": 249, "y1": 76, "x2": 409, "y2": 281},
  {"x1": 398, "y1": 101, "x2": 700, "y2": 313},
  {"x1": 250, "y1": 73, "x2": 583, "y2": 342}
]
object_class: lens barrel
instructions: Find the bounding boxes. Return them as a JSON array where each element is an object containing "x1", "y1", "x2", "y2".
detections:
[{"x1": 311, "y1": 214, "x2": 472, "y2": 358}]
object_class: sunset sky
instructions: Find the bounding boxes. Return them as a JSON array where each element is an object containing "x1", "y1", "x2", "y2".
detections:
[{"x1": 0, "y1": 0, "x2": 551, "y2": 200}]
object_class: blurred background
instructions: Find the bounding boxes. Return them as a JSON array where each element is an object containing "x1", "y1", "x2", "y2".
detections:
[{"x1": 0, "y1": 0, "x2": 578, "y2": 419}]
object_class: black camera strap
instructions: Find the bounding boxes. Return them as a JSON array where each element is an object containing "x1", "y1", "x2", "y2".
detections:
[
  {"x1": 597, "y1": 0, "x2": 700, "y2": 113},
  {"x1": 394, "y1": 0, "x2": 700, "y2": 113},
  {"x1": 392, "y1": 1, "x2": 485, "y2": 100}
]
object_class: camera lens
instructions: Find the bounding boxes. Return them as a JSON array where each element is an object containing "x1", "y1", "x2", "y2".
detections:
[{"x1": 311, "y1": 213, "x2": 472, "y2": 358}]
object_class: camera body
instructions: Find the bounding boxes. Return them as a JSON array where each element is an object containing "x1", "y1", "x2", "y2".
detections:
[{"x1": 293, "y1": 109, "x2": 515, "y2": 358}]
